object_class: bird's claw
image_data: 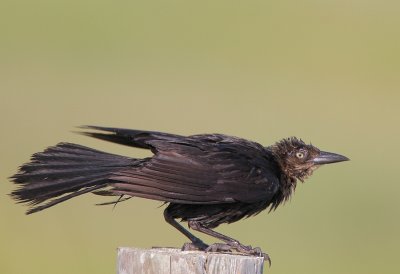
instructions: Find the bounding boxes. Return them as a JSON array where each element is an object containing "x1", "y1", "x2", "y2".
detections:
[
  {"x1": 205, "y1": 243, "x2": 233, "y2": 252},
  {"x1": 181, "y1": 241, "x2": 208, "y2": 251},
  {"x1": 205, "y1": 241, "x2": 271, "y2": 265},
  {"x1": 182, "y1": 242, "x2": 201, "y2": 251}
]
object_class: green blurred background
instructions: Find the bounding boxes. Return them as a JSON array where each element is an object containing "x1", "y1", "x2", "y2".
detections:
[{"x1": 0, "y1": 1, "x2": 399, "y2": 273}]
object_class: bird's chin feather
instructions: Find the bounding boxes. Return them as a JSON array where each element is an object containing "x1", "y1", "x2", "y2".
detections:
[{"x1": 304, "y1": 165, "x2": 321, "y2": 180}]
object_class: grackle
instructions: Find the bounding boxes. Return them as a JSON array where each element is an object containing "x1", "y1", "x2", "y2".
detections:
[{"x1": 10, "y1": 126, "x2": 349, "y2": 263}]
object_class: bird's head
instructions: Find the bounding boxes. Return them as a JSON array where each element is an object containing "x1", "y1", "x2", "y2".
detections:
[{"x1": 269, "y1": 137, "x2": 349, "y2": 182}]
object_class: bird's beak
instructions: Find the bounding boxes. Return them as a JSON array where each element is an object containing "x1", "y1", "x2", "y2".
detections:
[{"x1": 312, "y1": 151, "x2": 349, "y2": 165}]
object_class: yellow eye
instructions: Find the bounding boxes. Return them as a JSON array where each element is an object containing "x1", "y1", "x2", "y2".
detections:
[{"x1": 296, "y1": 152, "x2": 304, "y2": 159}]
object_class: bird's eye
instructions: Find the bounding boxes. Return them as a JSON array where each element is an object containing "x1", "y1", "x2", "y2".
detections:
[{"x1": 296, "y1": 152, "x2": 304, "y2": 159}]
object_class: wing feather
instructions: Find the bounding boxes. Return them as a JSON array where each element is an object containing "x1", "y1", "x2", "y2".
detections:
[
  {"x1": 78, "y1": 126, "x2": 280, "y2": 204},
  {"x1": 109, "y1": 136, "x2": 280, "y2": 204},
  {"x1": 78, "y1": 125, "x2": 185, "y2": 149}
]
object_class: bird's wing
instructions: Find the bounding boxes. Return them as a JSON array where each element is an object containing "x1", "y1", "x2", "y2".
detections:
[
  {"x1": 78, "y1": 125, "x2": 185, "y2": 150},
  {"x1": 86, "y1": 129, "x2": 281, "y2": 204}
]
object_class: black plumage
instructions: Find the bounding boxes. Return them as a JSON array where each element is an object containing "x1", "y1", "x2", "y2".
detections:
[{"x1": 10, "y1": 126, "x2": 349, "y2": 262}]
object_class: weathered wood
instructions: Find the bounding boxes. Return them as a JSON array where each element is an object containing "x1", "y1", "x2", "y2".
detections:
[{"x1": 117, "y1": 247, "x2": 264, "y2": 274}]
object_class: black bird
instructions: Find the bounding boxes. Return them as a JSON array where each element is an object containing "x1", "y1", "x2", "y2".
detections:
[{"x1": 10, "y1": 126, "x2": 349, "y2": 262}]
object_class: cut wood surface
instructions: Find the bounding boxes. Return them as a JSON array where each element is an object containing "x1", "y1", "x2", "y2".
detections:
[{"x1": 117, "y1": 247, "x2": 265, "y2": 274}]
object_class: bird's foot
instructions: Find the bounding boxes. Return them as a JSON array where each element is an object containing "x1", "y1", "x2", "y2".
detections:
[
  {"x1": 181, "y1": 240, "x2": 208, "y2": 251},
  {"x1": 206, "y1": 242, "x2": 271, "y2": 265}
]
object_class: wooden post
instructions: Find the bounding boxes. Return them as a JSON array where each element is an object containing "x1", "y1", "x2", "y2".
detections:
[{"x1": 117, "y1": 247, "x2": 265, "y2": 274}]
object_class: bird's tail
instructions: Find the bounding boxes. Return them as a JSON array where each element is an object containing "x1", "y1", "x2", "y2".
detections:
[{"x1": 10, "y1": 143, "x2": 138, "y2": 214}]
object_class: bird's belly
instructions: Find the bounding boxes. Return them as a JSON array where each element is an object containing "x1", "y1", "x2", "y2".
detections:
[{"x1": 166, "y1": 201, "x2": 270, "y2": 229}]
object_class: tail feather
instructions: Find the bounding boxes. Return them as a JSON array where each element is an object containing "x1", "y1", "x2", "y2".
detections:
[
  {"x1": 26, "y1": 184, "x2": 106, "y2": 214},
  {"x1": 13, "y1": 168, "x2": 122, "y2": 184},
  {"x1": 10, "y1": 142, "x2": 136, "y2": 214}
]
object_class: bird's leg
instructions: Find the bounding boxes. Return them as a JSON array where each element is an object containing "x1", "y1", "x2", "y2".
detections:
[
  {"x1": 163, "y1": 209, "x2": 208, "y2": 251},
  {"x1": 188, "y1": 220, "x2": 270, "y2": 264}
]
